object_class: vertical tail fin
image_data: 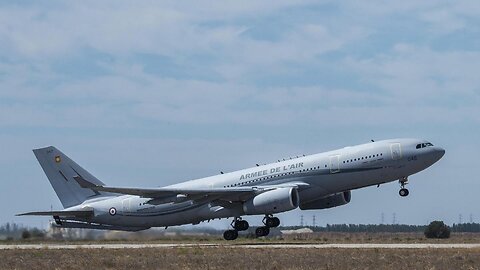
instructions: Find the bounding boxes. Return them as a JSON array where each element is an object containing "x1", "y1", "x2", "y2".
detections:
[{"x1": 33, "y1": 146, "x2": 106, "y2": 208}]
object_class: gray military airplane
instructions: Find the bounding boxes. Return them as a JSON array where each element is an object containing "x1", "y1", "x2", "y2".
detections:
[{"x1": 18, "y1": 138, "x2": 444, "y2": 240}]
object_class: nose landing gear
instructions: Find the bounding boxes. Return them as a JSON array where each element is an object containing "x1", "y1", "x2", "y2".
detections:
[{"x1": 399, "y1": 177, "x2": 409, "y2": 197}]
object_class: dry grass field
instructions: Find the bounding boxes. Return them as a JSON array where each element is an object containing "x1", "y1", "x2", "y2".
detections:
[
  {"x1": 1, "y1": 247, "x2": 480, "y2": 270},
  {"x1": 5, "y1": 232, "x2": 480, "y2": 245},
  {"x1": 2, "y1": 233, "x2": 480, "y2": 269},
  {"x1": 278, "y1": 232, "x2": 480, "y2": 244}
]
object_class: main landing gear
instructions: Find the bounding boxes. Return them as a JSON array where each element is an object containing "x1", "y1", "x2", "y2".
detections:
[
  {"x1": 223, "y1": 217, "x2": 250, "y2": 241},
  {"x1": 399, "y1": 177, "x2": 409, "y2": 197},
  {"x1": 255, "y1": 215, "x2": 280, "y2": 238},
  {"x1": 222, "y1": 215, "x2": 281, "y2": 240}
]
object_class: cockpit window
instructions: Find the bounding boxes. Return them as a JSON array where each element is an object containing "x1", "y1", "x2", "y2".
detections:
[{"x1": 416, "y1": 142, "x2": 434, "y2": 149}]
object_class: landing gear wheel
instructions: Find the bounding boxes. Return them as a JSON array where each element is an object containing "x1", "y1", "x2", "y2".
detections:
[
  {"x1": 223, "y1": 229, "x2": 238, "y2": 240},
  {"x1": 398, "y1": 177, "x2": 409, "y2": 197},
  {"x1": 265, "y1": 217, "x2": 280, "y2": 228},
  {"x1": 234, "y1": 220, "x2": 249, "y2": 231},
  {"x1": 255, "y1": 226, "x2": 270, "y2": 237},
  {"x1": 399, "y1": 188, "x2": 409, "y2": 197}
]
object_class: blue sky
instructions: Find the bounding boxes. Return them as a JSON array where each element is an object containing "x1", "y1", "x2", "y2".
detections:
[{"x1": 1, "y1": 1, "x2": 479, "y2": 229}]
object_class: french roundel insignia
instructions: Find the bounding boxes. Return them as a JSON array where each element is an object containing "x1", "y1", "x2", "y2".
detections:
[
  {"x1": 109, "y1": 207, "x2": 117, "y2": 216},
  {"x1": 55, "y1": 156, "x2": 61, "y2": 163}
]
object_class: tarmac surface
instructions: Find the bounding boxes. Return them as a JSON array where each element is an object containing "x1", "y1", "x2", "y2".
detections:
[{"x1": 2, "y1": 243, "x2": 480, "y2": 250}]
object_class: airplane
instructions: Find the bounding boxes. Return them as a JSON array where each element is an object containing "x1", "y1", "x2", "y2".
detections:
[{"x1": 18, "y1": 138, "x2": 445, "y2": 240}]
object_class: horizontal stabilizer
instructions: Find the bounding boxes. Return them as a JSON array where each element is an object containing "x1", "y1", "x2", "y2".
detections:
[
  {"x1": 16, "y1": 210, "x2": 94, "y2": 218},
  {"x1": 52, "y1": 220, "x2": 149, "y2": 231}
]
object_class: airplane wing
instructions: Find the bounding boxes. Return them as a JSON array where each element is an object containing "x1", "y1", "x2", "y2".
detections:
[
  {"x1": 75, "y1": 175, "x2": 258, "y2": 196},
  {"x1": 74, "y1": 175, "x2": 308, "y2": 204},
  {"x1": 16, "y1": 210, "x2": 94, "y2": 218},
  {"x1": 91, "y1": 186, "x2": 259, "y2": 197}
]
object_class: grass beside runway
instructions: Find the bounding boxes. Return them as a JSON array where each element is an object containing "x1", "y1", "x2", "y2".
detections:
[
  {"x1": 3, "y1": 232, "x2": 480, "y2": 245},
  {"x1": 2, "y1": 247, "x2": 480, "y2": 269}
]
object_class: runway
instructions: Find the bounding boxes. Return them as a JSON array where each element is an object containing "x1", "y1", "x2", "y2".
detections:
[{"x1": 2, "y1": 243, "x2": 480, "y2": 250}]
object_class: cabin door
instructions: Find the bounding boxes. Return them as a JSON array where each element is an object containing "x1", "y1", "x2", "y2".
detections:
[
  {"x1": 390, "y1": 143, "x2": 402, "y2": 160},
  {"x1": 329, "y1": 155, "x2": 340, "y2": 173},
  {"x1": 122, "y1": 198, "x2": 131, "y2": 213}
]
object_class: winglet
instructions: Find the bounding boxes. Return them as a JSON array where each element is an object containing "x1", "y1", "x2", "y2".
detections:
[{"x1": 74, "y1": 175, "x2": 102, "y2": 189}]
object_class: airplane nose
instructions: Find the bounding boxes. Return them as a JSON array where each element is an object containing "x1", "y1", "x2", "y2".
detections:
[{"x1": 434, "y1": 147, "x2": 445, "y2": 161}]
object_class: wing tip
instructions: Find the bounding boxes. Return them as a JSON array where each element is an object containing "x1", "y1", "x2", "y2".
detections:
[
  {"x1": 32, "y1": 146, "x2": 55, "y2": 152},
  {"x1": 73, "y1": 175, "x2": 102, "y2": 189}
]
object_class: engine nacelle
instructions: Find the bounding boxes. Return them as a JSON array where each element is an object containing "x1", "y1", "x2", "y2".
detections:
[
  {"x1": 299, "y1": 191, "x2": 351, "y2": 210},
  {"x1": 243, "y1": 187, "x2": 299, "y2": 215}
]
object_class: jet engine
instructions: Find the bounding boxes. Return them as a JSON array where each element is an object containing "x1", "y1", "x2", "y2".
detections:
[
  {"x1": 243, "y1": 187, "x2": 299, "y2": 215},
  {"x1": 299, "y1": 191, "x2": 351, "y2": 210}
]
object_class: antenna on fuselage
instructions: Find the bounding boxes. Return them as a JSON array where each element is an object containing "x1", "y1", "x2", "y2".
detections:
[
  {"x1": 371, "y1": 139, "x2": 375, "y2": 142},
  {"x1": 256, "y1": 164, "x2": 259, "y2": 166},
  {"x1": 220, "y1": 171, "x2": 224, "y2": 174}
]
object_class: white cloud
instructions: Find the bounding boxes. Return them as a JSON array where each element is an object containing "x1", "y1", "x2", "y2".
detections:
[
  {"x1": 0, "y1": 1, "x2": 320, "y2": 58},
  {"x1": 346, "y1": 45, "x2": 480, "y2": 95},
  {"x1": 2, "y1": 1, "x2": 480, "y2": 228},
  {"x1": 420, "y1": 8, "x2": 466, "y2": 34}
]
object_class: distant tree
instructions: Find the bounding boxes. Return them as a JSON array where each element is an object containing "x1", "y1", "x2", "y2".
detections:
[
  {"x1": 424, "y1": 221, "x2": 450, "y2": 239},
  {"x1": 30, "y1": 228, "x2": 45, "y2": 238},
  {"x1": 452, "y1": 223, "x2": 480, "y2": 233},
  {"x1": 21, "y1": 230, "x2": 31, "y2": 239}
]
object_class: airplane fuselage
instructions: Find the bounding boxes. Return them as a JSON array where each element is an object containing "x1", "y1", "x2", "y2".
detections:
[{"x1": 67, "y1": 138, "x2": 444, "y2": 228}]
